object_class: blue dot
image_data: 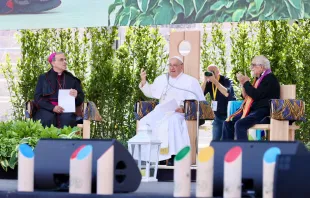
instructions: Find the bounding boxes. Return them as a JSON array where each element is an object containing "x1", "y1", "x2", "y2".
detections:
[
  {"x1": 76, "y1": 145, "x2": 93, "y2": 160},
  {"x1": 263, "y1": 147, "x2": 281, "y2": 163},
  {"x1": 19, "y1": 144, "x2": 34, "y2": 158}
]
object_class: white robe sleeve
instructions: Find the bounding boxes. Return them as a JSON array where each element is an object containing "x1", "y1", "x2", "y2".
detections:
[
  {"x1": 139, "y1": 75, "x2": 166, "y2": 99},
  {"x1": 190, "y1": 78, "x2": 206, "y2": 101},
  {"x1": 139, "y1": 82, "x2": 153, "y2": 98},
  {"x1": 181, "y1": 76, "x2": 206, "y2": 102}
]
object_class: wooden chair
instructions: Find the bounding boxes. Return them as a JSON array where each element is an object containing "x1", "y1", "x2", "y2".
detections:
[
  {"x1": 77, "y1": 102, "x2": 91, "y2": 139},
  {"x1": 170, "y1": 31, "x2": 201, "y2": 164},
  {"x1": 248, "y1": 85, "x2": 300, "y2": 141},
  {"x1": 77, "y1": 101, "x2": 102, "y2": 139},
  {"x1": 26, "y1": 101, "x2": 101, "y2": 139}
]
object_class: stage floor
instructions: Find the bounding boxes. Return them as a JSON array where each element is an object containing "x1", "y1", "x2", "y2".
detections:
[{"x1": 0, "y1": 179, "x2": 198, "y2": 197}]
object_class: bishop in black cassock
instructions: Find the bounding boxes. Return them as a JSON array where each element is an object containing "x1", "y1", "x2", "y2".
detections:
[{"x1": 33, "y1": 52, "x2": 84, "y2": 128}]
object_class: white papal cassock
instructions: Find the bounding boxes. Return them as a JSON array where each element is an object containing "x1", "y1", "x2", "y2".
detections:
[{"x1": 133, "y1": 72, "x2": 205, "y2": 162}]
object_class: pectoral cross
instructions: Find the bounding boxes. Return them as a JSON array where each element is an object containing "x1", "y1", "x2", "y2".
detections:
[
  {"x1": 160, "y1": 90, "x2": 168, "y2": 103},
  {"x1": 162, "y1": 92, "x2": 167, "y2": 101}
]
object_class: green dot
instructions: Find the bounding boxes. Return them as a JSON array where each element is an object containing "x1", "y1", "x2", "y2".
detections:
[{"x1": 175, "y1": 146, "x2": 190, "y2": 161}]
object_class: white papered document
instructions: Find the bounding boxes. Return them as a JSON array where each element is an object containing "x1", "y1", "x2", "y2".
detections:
[
  {"x1": 158, "y1": 99, "x2": 179, "y2": 113},
  {"x1": 58, "y1": 89, "x2": 75, "y2": 113}
]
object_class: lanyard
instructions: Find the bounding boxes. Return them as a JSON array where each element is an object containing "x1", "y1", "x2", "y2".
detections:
[{"x1": 212, "y1": 75, "x2": 220, "y2": 100}]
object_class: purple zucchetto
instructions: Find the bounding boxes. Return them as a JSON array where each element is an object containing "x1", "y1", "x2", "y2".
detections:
[{"x1": 48, "y1": 52, "x2": 57, "y2": 63}]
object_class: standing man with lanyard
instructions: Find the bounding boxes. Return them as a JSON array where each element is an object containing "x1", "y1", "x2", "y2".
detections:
[{"x1": 201, "y1": 65, "x2": 236, "y2": 140}]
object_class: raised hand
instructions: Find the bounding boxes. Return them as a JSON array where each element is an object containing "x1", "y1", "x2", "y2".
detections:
[
  {"x1": 140, "y1": 68, "x2": 147, "y2": 86},
  {"x1": 237, "y1": 73, "x2": 250, "y2": 85},
  {"x1": 207, "y1": 73, "x2": 216, "y2": 83}
]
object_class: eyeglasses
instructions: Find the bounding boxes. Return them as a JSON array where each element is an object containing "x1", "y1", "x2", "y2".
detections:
[
  {"x1": 168, "y1": 63, "x2": 182, "y2": 67},
  {"x1": 56, "y1": 58, "x2": 67, "y2": 62},
  {"x1": 250, "y1": 63, "x2": 262, "y2": 69}
]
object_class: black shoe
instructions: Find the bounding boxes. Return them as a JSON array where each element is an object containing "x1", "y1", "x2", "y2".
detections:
[
  {"x1": 167, "y1": 155, "x2": 175, "y2": 166},
  {"x1": 159, "y1": 160, "x2": 166, "y2": 165}
]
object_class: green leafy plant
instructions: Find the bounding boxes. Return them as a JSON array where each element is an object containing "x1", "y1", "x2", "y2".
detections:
[
  {"x1": 230, "y1": 22, "x2": 257, "y2": 78},
  {"x1": 0, "y1": 55, "x2": 23, "y2": 120},
  {"x1": 260, "y1": 20, "x2": 298, "y2": 85},
  {"x1": 0, "y1": 120, "x2": 81, "y2": 171},
  {"x1": 228, "y1": 22, "x2": 257, "y2": 99},
  {"x1": 108, "y1": 0, "x2": 308, "y2": 26},
  {"x1": 292, "y1": 20, "x2": 310, "y2": 142},
  {"x1": 306, "y1": 142, "x2": 310, "y2": 151},
  {"x1": 86, "y1": 27, "x2": 119, "y2": 139},
  {"x1": 210, "y1": 23, "x2": 228, "y2": 75},
  {"x1": 201, "y1": 24, "x2": 213, "y2": 72}
]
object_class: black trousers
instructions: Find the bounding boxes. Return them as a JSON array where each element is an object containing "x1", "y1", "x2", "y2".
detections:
[
  {"x1": 222, "y1": 108, "x2": 270, "y2": 140},
  {"x1": 34, "y1": 108, "x2": 77, "y2": 128}
]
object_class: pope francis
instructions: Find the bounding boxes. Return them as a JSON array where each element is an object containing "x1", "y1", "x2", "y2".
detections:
[{"x1": 136, "y1": 56, "x2": 205, "y2": 165}]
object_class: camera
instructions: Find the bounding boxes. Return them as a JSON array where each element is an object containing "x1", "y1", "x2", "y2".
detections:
[{"x1": 205, "y1": 71, "x2": 214, "y2": 76}]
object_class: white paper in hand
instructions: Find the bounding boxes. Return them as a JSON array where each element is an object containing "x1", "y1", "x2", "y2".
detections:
[{"x1": 58, "y1": 89, "x2": 75, "y2": 113}]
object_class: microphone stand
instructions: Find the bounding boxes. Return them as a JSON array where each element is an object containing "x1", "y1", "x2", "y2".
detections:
[{"x1": 166, "y1": 74, "x2": 200, "y2": 158}]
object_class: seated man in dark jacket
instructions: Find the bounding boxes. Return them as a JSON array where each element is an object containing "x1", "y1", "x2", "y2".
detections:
[
  {"x1": 222, "y1": 55, "x2": 280, "y2": 140},
  {"x1": 33, "y1": 52, "x2": 84, "y2": 128}
]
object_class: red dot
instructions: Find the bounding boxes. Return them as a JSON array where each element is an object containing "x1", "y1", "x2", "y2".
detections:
[
  {"x1": 224, "y1": 146, "x2": 242, "y2": 163},
  {"x1": 6, "y1": 0, "x2": 14, "y2": 9}
]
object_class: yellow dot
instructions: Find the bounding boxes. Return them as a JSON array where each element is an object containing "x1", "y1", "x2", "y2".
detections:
[{"x1": 198, "y1": 146, "x2": 214, "y2": 162}]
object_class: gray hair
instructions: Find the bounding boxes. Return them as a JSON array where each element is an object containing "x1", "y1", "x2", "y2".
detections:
[
  {"x1": 252, "y1": 55, "x2": 271, "y2": 69},
  {"x1": 52, "y1": 52, "x2": 65, "y2": 62},
  {"x1": 170, "y1": 56, "x2": 183, "y2": 64}
]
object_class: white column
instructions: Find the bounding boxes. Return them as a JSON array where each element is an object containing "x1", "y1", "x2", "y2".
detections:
[
  {"x1": 174, "y1": 146, "x2": 191, "y2": 197},
  {"x1": 97, "y1": 145, "x2": 114, "y2": 195},
  {"x1": 18, "y1": 144, "x2": 34, "y2": 192},
  {"x1": 69, "y1": 145, "x2": 93, "y2": 194}
]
